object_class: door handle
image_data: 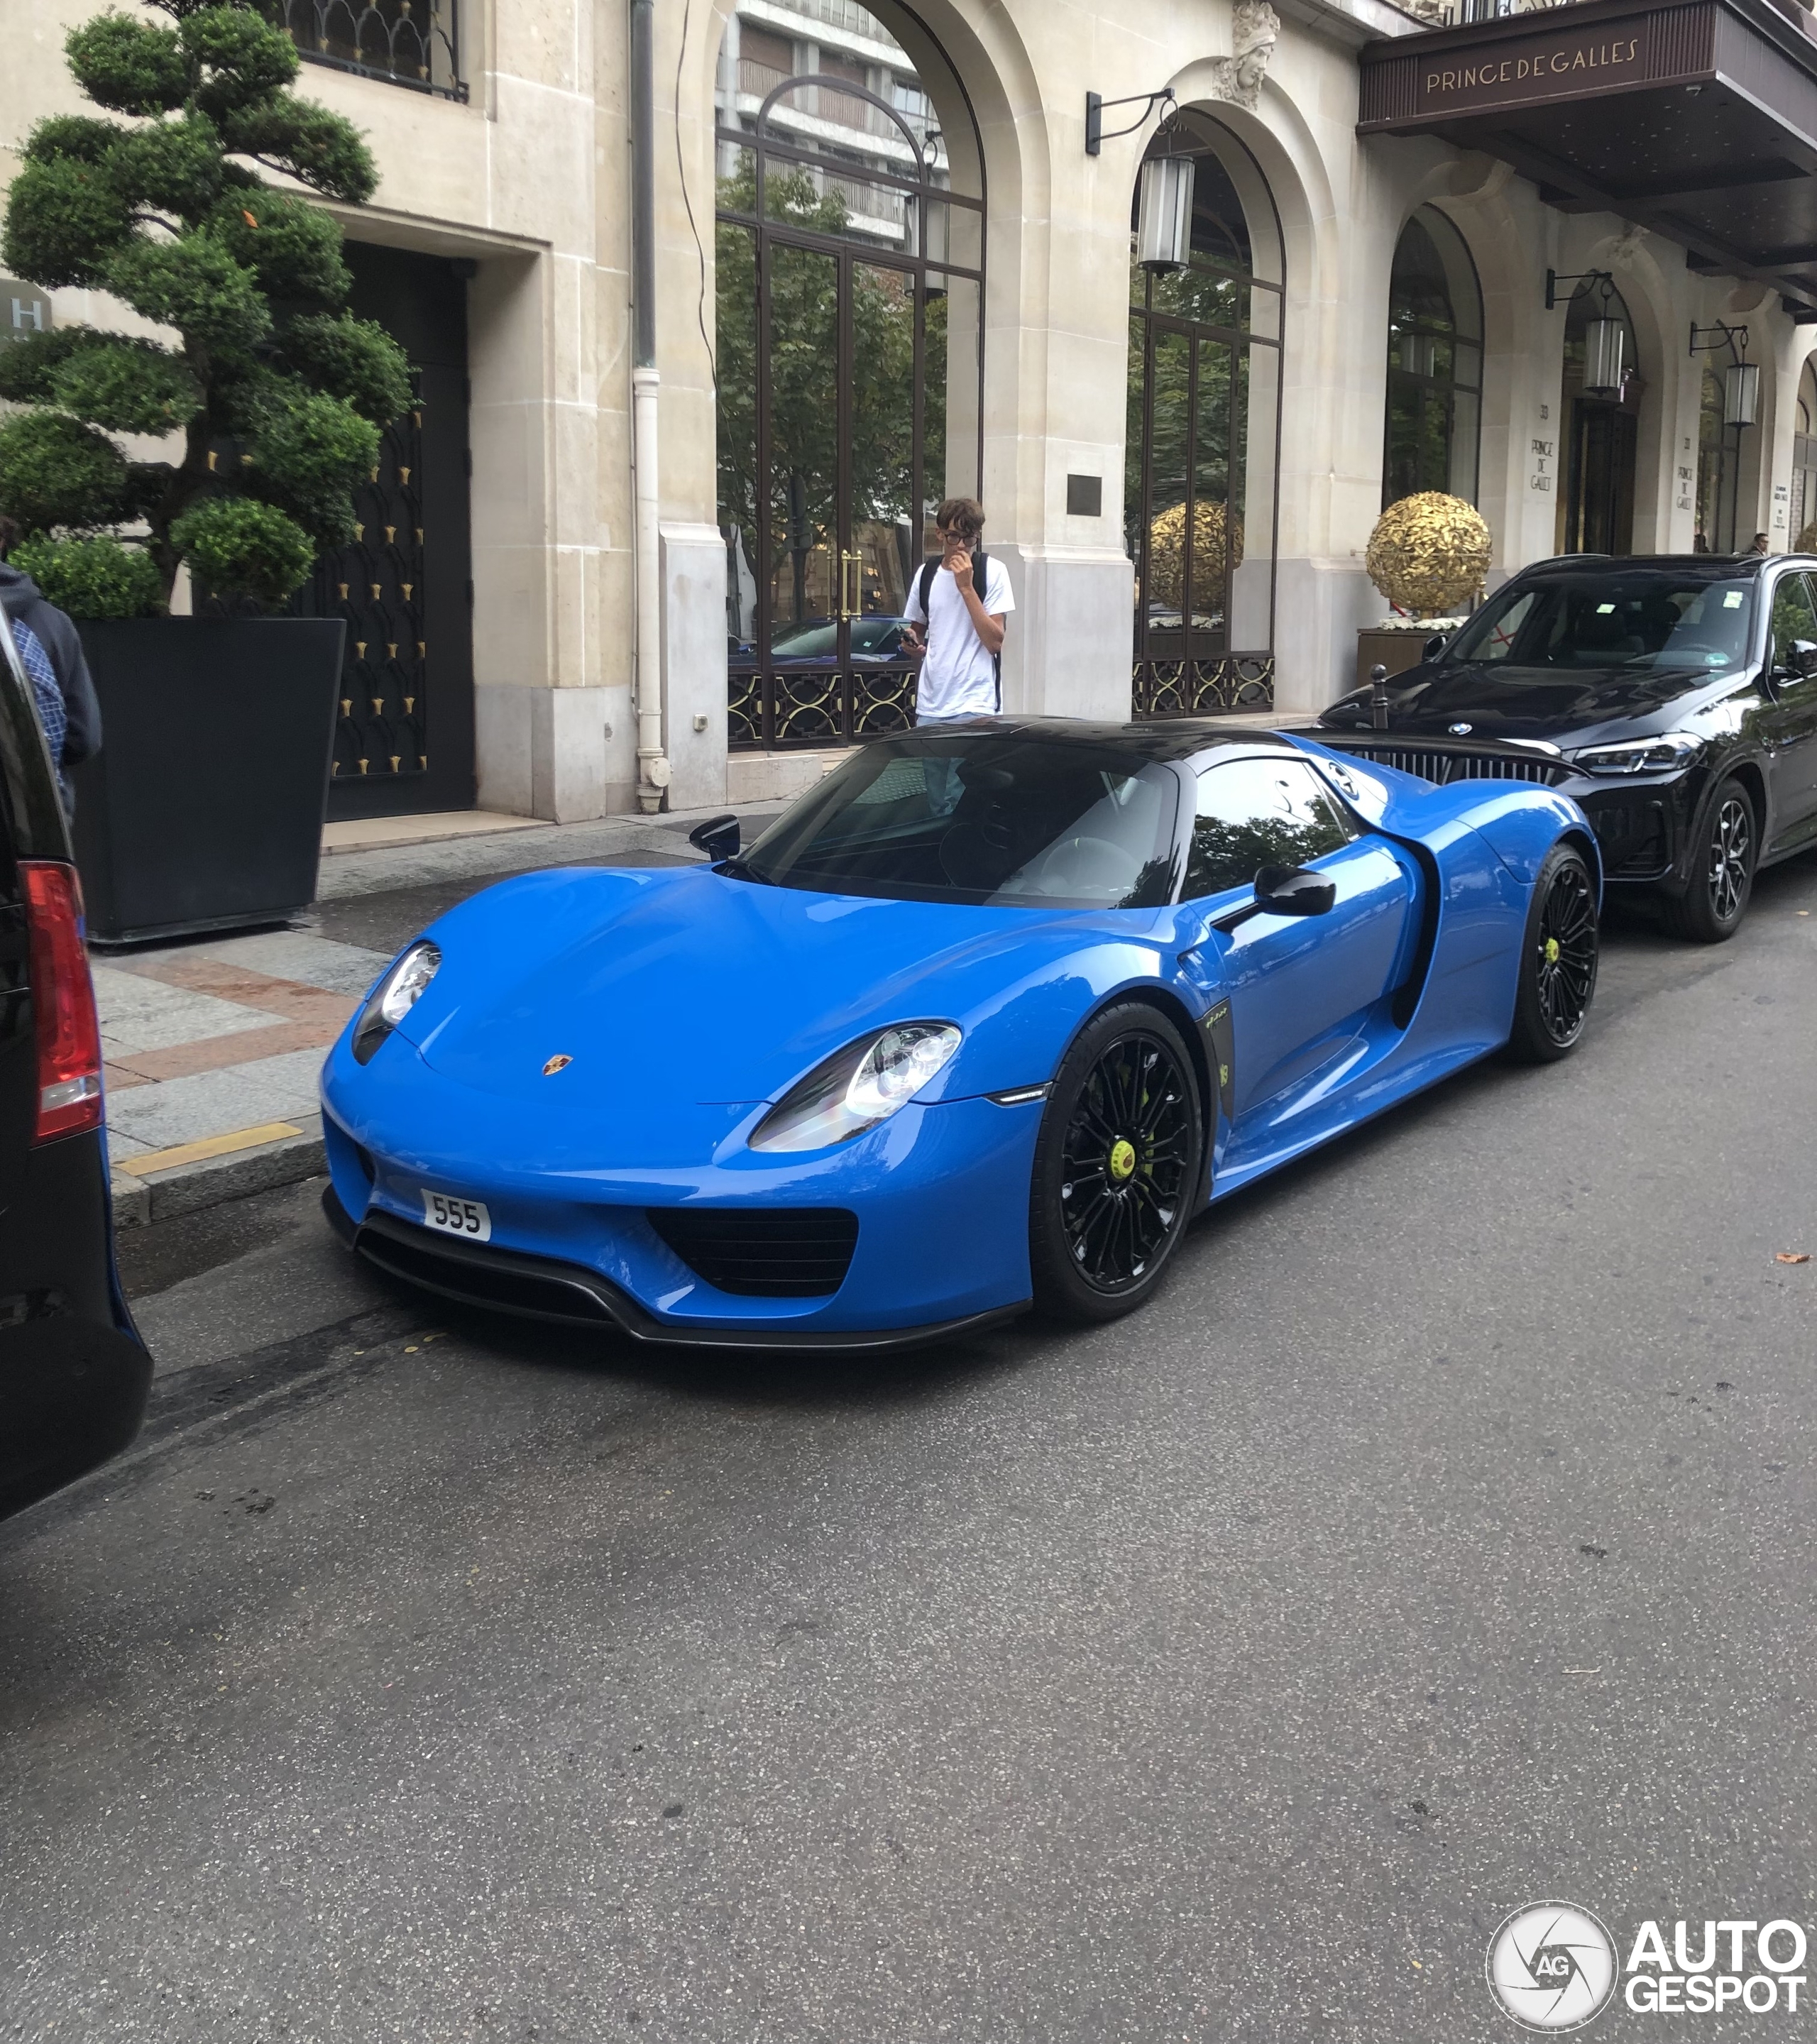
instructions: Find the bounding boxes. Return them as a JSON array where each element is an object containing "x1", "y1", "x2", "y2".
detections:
[{"x1": 839, "y1": 551, "x2": 862, "y2": 620}]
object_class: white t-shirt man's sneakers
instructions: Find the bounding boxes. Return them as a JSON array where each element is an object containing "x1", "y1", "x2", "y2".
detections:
[{"x1": 904, "y1": 551, "x2": 1015, "y2": 720}]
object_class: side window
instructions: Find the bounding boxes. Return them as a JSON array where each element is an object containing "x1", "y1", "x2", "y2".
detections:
[
  {"x1": 1475, "y1": 589, "x2": 1538, "y2": 662},
  {"x1": 1769, "y1": 572, "x2": 1817, "y2": 674},
  {"x1": 1184, "y1": 757, "x2": 1355, "y2": 900}
]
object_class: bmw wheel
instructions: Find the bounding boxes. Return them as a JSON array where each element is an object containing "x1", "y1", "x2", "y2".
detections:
[
  {"x1": 1028, "y1": 1002, "x2": 1204, "y2": 1324},
  {"x1": 1667, "y1": 777, "x2": 1756, "y2": 943},
  {"x1": 1506, "y1": 840, "x2": 1598, "y2": 1063}
]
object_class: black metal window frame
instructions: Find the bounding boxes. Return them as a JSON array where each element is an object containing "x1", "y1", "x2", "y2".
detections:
[
  {"x1": 1129, "y1": 122, "x2": 1284, "y2": 720},
  {"x1": 717, "y1": 66, "x2": 987, "y2": 752},
  {"x1": 269, "y1": 0, "x2": 468, "y2": 103}
]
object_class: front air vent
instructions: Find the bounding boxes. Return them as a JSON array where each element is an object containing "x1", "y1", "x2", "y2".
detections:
[
  {"x1": 1326, "y1": 741, "x2": 1578, "y2": 789},
  {"x1": 647, "y1": 1207, "x2": 860, "y2": 1297}
]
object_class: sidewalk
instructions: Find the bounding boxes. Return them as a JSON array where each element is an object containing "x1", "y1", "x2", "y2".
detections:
[{"x1": 98, "y1": 806, "x2": 732, "y2": 1227}]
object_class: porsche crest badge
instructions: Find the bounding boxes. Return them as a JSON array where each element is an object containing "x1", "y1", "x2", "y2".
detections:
[{"x1": 542, "y1": 1053, "x2": 573, "y2": 1076}]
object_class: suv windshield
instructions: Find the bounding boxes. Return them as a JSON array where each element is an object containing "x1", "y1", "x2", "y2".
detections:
[
  {"x1": 736, "y1": 735, "x2": 1182, "y2": 908},
  {"x1": 1444, "y1": 571, "x2": 1755, "y2": 676}
]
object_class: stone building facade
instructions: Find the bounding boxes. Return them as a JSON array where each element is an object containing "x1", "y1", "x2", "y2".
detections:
[{"x1": 5, "y1": 0, "x2": 1816, "y2": 819}]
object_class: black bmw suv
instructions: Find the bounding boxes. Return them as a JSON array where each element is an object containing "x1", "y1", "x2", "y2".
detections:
[
  {"x1": 0, "y1": 610, "x2": 148, "y2": 1517},
  {"x1": 1319, "y1": 554, "x2": 1817, "y2": 940}
]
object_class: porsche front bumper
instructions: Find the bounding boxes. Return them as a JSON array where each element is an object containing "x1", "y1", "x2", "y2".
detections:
[{"x1": 319, "y1": 1032, "x2": 1042, "y2": 1348}]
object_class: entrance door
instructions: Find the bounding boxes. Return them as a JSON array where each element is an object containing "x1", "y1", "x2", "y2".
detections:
[
  {"x1": 715, "y1": 57, "x2": 986, "y2": 754},
  {"x1": 312, "y1": 246, "x2": 474, "y2": 820},
  {"x1": 1564, "y1": 402, "x2": 1637, "y2": 555},
  {"x1": 752, "y1": 241, "x2": 924, "y2": 747}
]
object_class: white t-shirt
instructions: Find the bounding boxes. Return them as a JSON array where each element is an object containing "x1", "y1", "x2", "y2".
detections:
[{"x1": 904, "y1": 552, "x2": 1015, "y2": 719}]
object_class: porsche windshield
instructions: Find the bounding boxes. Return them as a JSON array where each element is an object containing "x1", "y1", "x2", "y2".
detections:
[
  {"x1": 735, "y1": 735, "x2": 1182, "y2": 908},
  {"x1": 1443, "y1": 571, "x2": 1756, "y2": 676}
]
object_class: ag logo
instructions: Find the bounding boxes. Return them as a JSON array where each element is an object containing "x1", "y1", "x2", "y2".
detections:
[{"x1": 1487, "y1": 1901, "x2": 1618, "y2": 2031}]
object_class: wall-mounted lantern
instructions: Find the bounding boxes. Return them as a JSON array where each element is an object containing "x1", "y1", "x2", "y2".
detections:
[
  {"x1": 1691, "y1": 319, "x2": 1758, "y2": 427},
  {"x1": 1136, "y1": 154, "x2": 1195, "y2": 273},
  {"x1": 1582, "y1": 316, "x2": 1627, "y2": 397}
]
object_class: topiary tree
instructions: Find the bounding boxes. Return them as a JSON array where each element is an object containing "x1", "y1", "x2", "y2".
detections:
[{"x1": 0, "y1": 0, "x2": 412, "y2": 614}]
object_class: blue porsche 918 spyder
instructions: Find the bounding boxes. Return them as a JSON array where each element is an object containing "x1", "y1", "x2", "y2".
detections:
[{"x1": 319, "y1": 720, "x2": 1599, "y2": 1347}]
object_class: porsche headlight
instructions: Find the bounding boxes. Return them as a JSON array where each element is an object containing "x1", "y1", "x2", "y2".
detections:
[
  {"x1": 352, "y1": 940, "x2": 441, "y2": 1065},
  {"x1": 749, "y1": 1021, "x2": 962, "y2": 1153},
  {"x1": 1569, "y1": 732, "x2": 1705, "y2": 775}
]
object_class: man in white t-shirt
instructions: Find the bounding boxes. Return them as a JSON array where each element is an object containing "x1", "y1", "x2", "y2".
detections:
[{"x1": 903, "y1": 497, "x2": 1015, "y2": 722}]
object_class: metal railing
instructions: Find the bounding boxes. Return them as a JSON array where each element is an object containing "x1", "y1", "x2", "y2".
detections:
[{"x1": 268, "y1": 0, "x2": 467, "y2": 101}]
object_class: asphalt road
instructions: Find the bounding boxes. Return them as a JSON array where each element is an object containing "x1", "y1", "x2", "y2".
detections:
[{"x1": 4, "y1": 858, "x2": 1816, "y2": 2043}]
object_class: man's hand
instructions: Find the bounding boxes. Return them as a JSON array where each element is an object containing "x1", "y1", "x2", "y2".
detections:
[{"x1": 942, "y1": 542, "x2": 972, "y2": 578}]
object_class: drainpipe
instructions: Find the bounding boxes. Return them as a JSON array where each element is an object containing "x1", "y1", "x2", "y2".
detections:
[{"x1": 631, "y1": 0, "x2": 671, "y2": 812}]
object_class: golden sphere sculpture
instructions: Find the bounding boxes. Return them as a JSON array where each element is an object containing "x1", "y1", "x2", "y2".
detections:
[
  {"x1": 1147, "y1": 500, "x2": 1244, "y2": 608},
  {"x1": 1365, "y1": 491, "x2": 1492, "y2": 619}
]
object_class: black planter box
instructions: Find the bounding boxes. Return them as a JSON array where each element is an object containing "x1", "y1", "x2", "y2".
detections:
[{"x1": 70, "y1": 617, "x2": 344, "y2": 945}]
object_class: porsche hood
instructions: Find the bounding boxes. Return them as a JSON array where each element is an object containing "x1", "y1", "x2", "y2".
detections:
[{"x1": 392, "y1": 863, "x2": 1146, "y2": 1113}]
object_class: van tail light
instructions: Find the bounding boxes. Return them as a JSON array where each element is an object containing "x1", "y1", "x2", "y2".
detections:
[{"x1": 19, "y1": 861, "x2": 104, "y2": 1144}]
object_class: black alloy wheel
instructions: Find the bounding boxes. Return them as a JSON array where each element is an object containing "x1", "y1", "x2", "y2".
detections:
[
  {"x1": 1667, "y1": 778, "x2": 1756, "y2": 943},
  {"x1": 1507, "y1": 841, "x2": 1598, "y2": 1063},
  {"x1": 1029, "y1": 1002, "x2": 1203, "y2": 1324}
]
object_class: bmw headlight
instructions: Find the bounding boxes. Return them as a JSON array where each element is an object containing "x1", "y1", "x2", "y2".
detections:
[
  {"x1": 749, "y1": 1021, "x2": 962, "y2": 1153},
  {"x1": 1569, "y1": 732, "x2": 1705, "y2": 775},
  {"x1": 352, "y1": 940, "x2": 441, "y2": 1065}
]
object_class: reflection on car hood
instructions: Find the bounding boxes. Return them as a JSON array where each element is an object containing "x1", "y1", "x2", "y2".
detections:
[
  {"x1": 1321, "y1": 661, "x2": 1742, "y2": 742},
  {"x1": 402, "y1": 863, "x2": 1139, "y2": 1109}
]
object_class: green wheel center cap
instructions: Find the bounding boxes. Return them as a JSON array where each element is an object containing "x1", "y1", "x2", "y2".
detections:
[
  {"x1": 1543, "y1": 935, "x2": 1561, "y2": 965},
  {"x1": 1109, "y1": 1138, "x2": 1137, "y2": 1182}
]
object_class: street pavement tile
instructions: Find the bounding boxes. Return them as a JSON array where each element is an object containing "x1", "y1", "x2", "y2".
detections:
[
  {"x1": 103, "y1": 1016, "x2": 346, "y2": 1084},
  {"x1": 101, "y1": 1048, "x2": 329, "y2": 1153},
  {"x1": 194, "y1": 930, "x2": 392, "y2": 997},
  {"x1": 111, "y1": 955, "x2": 358, "y2": 1031},
  {"x1": 89, "y1": 963, "x2": 275, "y2": 1057}
]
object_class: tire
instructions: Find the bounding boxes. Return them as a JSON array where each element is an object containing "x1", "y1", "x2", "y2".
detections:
[
  {"x1": 1506, "y1": 840, "x2": 1599, "y2": 1063},
  {"x1": 1665, "y1": 777, "x2": 1757, "y2": 943},
  {"x1": 1028, "y1": 1002, "x2": 1204, "y2": 1325}
]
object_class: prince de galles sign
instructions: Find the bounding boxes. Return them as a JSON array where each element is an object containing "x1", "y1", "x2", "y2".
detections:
[{"x1": 1418, "y1": 28, "x2": 1643, "y2": 111}]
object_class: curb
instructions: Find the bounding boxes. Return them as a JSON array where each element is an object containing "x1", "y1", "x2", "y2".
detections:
[{"x1": 111, "y1": 1127, "x2": 327, "y2": 1230}]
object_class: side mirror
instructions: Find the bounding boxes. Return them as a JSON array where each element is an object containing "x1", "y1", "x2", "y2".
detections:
[
  {"x1": 1254, "y1": 864, "x2": 1336, "y2": 918},
  {"x1": 688, "y1": 812, "x2": 740, "y2": 861},
  {"x1": 1796, "y1": 639, "x2": 1817, "y2": 679},
  {"x1": 1422, "y1": 633, "x2": 1449, "y2": 662}
]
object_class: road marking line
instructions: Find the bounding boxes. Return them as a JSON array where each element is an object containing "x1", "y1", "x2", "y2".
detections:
[{"x1": 113, "y1": 1121, "x2": 305, "y2": 1176}]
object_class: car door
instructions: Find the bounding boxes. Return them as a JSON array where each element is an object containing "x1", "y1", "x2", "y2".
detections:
[
  {"x1": 1180, "y1": 754, "x2": 1419, "y2": 1121},
  {"x1": 1760, "y1": 568, "x2": 1817, "y2": 852}
]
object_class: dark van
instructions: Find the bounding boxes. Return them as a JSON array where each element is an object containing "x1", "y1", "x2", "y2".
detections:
[{"x1": 0, "y1": 605, "x2": 148, "y2": 1518}]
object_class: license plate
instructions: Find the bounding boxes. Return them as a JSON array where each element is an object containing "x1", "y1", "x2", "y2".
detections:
[{"x1": 420, "y1": 1189, "x2": 491, "y2": 1241}]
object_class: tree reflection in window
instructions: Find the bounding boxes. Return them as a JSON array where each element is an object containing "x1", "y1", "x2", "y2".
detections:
[{"x1": 1185, "y1": 757, "x2": 1351, "y2": 899}]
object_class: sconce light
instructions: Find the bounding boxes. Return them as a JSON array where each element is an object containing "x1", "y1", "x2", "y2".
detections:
[
  {"x1": 1583, "y1": 317, "x2": 1626, "y2": 397},
  {"x1": 1690, "y1": 319, "x2": 1757, "y2": 427},
  {"x1": 1136, "y1": 154, "x2": 1195, "y2": 273}
]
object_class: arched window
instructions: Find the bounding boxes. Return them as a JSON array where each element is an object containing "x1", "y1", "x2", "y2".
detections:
[
  {"x1": 1126, "y1": 114, "x2": 1284, "y2": 718},
  {"x1": 713, "y1": 4, "x2": 984, "y2": 749},
  {"x1": 1383, "y1": 207, "x2": 1482, "y2": 507}
]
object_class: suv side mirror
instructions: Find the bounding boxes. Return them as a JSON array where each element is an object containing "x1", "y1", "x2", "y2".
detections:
[
  {"x1": 1422, "y1": 632, "x2": 1449, "y2": 662},
  {"x1": 1795, "y1": 639, "x2": 1817, "y2": 680},
  {"x1": 1254, "y1": 864, "x2": 1336, "y2": 917},
  {"x1": 688, "y1": 812, "x2": 740, "y2": 861}
]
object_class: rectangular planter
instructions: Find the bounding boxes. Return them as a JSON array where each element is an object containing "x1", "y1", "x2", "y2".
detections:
[
  {"x1": 70, "y1": 617, "x2": 344, "y2": 946},
  {"x1": 1355, "y1": 627, "x2": 1437, "y2": 694}
]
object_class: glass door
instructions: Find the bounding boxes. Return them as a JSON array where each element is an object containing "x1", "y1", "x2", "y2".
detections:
[{"x1": 715, "y1": 50, "x2": 986, "y2": 752}]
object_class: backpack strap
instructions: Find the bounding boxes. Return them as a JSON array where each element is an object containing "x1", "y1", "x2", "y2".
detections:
[
  {"x1": 916, "y1": 557, "x2": 937, "y2": 615},
  {"x1": 975, "y1": 550, "x2": 1002, "y2": 708}
]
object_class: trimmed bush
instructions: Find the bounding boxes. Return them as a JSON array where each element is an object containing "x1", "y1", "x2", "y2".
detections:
[
  {"x1": 0, "y1": 0, "x2": 407, "y2": 617},
  {"x1": 12, "y1": 536, "x2": 165, "y2": 620}
]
